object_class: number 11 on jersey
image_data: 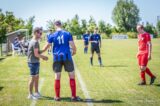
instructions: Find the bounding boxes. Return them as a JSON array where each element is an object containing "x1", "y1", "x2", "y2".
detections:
[{"x1": 57, "y1": 35, "x2": 64, "y2": 44}]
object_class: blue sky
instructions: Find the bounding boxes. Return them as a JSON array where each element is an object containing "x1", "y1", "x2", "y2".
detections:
[{"x1": 0, "y1": 0, "x2": 160, "y2": 29}]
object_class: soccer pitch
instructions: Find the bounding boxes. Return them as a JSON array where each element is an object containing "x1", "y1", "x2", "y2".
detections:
[{"x1": 0, "y1": 39, "x2": 160, "y2": 106}]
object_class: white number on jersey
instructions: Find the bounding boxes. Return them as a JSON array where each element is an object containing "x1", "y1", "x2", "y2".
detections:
[{"x1": 57, "y1": 35, "x2": 64, "y2": 44}]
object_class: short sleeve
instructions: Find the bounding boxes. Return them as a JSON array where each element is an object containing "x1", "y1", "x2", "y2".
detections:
[
  {"x1": 82, "y1": 35, "x2": 85, "y2": 40},
  {"x1": 33, "y1": 41, "x2": 39, "y2": 49},
  {"x1": 99, "y1": 35, "x2": 101, "y2": 41},
  {"x1": 68, "y1": 33, "x2": 73, "y2": 41},
  {"x1": 147, "y1": 34, "x2": 151, "y2": 42},
  {"x1": 47, "y1": 34, "x2": 53, "y2": 43}
]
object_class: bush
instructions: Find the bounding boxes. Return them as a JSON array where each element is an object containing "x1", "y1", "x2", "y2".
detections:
[
  {"x1": 126, "y1": 32, "x2": 137, "y2": 38},
  {"x1": 101, "y1": 33, "x2": 110, "y2": 39}
]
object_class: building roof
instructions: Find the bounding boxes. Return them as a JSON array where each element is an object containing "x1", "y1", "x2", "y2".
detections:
[{"x1": 6, "y1": 29, "x2": 28, "y2": 36}]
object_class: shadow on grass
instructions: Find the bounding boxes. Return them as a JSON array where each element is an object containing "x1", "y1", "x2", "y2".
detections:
[
  {"x1": 0, "y1": 58, "x2": 5, "y2": 62},
  {"x1": 154, "y1": 84, "x2": 160, "y2": 87},
  {"x1": 94, "y1": 65, "x2": 128, "y2": 68},
  {"x1": 84, "y1": 99, "x2": 123, "y2": 103},
  {"x1": 0, "y1": 87, "x2": 4, "y2": 91},
  {"x1": 106, "y1": 65, "x2": 128, "y2": 67},
  {"x1": 40, "y1": 96, "x2": 123, "y2": 104}
]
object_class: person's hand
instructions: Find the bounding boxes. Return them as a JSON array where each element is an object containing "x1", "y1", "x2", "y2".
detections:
[
  {"x1": 94, "y1": 41, "x2": 98, "y2": 43},
  {"x1": 148, "y1": 55, "x2": 151, "y2": 61},
  {"x1": 40, "y1": 49, "x2": 45, "y2": 54},
  {"x1": 136, "y1": 53, "x2": 139, "y2": 58},
  {"x1": 42, "y1": 56, "x2": 48, "y2": 61},
  {"x1": 72, "y1": 50, "x2": 76, "y2": 56}
]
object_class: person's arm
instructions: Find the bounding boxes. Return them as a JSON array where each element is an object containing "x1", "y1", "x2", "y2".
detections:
[
  {"x1": 69, "y1": 33, "x2": 76, "y2": 56},
  {"x1": 89, "y1": 35, "x2": 97, "y2": 43},
  {"x1": 148, "y1": 41, "x2": 152, "y2": 60},
  {"x1": 41, "y1": 33, "x2": 53, "y2": 53},
  {"x1": 69, "y1": 41, "x2": 76, "y2": 56},
  {"x1": 147, "y1": 34, "x2": 152, "y2": 60},
  {"x1": 99, "y1": 35, "x2": 102, "y2": 48},
  {"x1": 41, "y1": 43, "x2": 52, "y2": 53},
  {"x1": 34, "y1": 48, "x2": 48, "y2": 60}
]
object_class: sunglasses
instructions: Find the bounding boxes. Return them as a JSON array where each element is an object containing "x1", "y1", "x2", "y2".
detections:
[{"x1": 37, "y1": 31, "x2": 42, "y2": 35}]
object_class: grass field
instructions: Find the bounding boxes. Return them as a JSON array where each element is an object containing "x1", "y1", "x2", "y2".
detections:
[{"x1": 0, "y1": 39, "x2": 160, "y2": 106}]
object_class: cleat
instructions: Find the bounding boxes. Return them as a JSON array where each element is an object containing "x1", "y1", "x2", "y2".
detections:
[
  {"x1": 34, "y1": 92, "x2": 42, "y2": 99},
  {"x1": 54, "y1": 97, "x2": 61, "y2": 101},
  {"x1": 27, "y1": 94, "x2": 38, "y2": 100},
  {"x1": 100, "y1": 64, "x2": 103, "y2": 67},
  {"x1": 150, "y1": 76, "x2": 156, "y2": 85},
  {"x1": 138, "y1": 81, "x2": 146, "y2": 85},
  {"x1": 71, "y1": 96, "x2": 82, "y2": 102}
]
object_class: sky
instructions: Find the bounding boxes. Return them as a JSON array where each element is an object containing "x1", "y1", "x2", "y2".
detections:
[{"x1": 0, "y1": 0, "x2": 160, "y2": 29}]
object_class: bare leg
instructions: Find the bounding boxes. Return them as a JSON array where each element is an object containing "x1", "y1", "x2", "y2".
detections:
[
  {"x1": 29, "y1": 76, "x2": 35, "y2": 94},
  {"x1": 35, "y1": 75, "x2": 39, "y2": 93}
]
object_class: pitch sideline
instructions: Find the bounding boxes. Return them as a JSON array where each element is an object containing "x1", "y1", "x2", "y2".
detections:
[{"x1": 73, "y1": 60, "x2": 93, "y2": 106}]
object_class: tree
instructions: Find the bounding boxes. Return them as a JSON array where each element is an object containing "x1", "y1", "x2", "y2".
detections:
[
  {"x1": 105, "y1": 23, "x2": 112, "y2": 37},
  {"x1": 81, "y1": 19, "x2": 87, "y2": 34},
  {"x1": 25, "y1": 16, "x2": 35, "y2": 36},
  {"x1": 0, "y1": 9, "x2": 7, "y2": 44},
  {"x1": 157, "y1": 20, "x2": 160, "y2": 37},
  {"x1": 70, "y1": 14, "x2": 81, "y2": 35},
  {"x1": 63, "y1": 19, "x2": 71, "y2": 32},
  {"x1": 145, "y1": 22, "x2": 157, "y2": 38},
  {"x1": 98, "y1": 20, "x2": 106, "y2": 33},
  {"x1": 46, "y1": 19, "x2": 55, "y2": 31},
  {"x1": 88, "y1": 16, "x2": 97, "y2": 33},
  {"x1": 145, "y1": 22, "x2": 154, "y2": 34},
  {"x1": 112, "y1": 0, "x2": 140, "y2": 31}
]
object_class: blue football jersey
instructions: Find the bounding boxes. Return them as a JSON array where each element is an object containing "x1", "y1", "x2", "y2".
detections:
[
  {"x1": 83, "y1": 34, "x2": 90, "y2": 43},
  {"x1": 90, "y1": 34, "x2": 101, "y2": 46},
  {"x1": 48, "y1": 30, "x2": 73, "y2": 62},
  {"x1": 46, "y1": 32, "x2": 52, "y2": 40}
]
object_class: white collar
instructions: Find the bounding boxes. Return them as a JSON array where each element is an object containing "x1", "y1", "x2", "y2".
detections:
[{"x1": 56, "y1": 28, "x2": 62, "y2": 31}]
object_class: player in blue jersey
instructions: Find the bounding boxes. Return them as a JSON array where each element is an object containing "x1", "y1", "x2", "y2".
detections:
[
  {"x1": 82, "y1": 31, "x2": 90, "y2": 54},
  {"x1": 42, "y1": 21, "x2": 81, "y2": 101},
  {"x1": 90, "y1": 28, "x2": 103, "y2": 66}
]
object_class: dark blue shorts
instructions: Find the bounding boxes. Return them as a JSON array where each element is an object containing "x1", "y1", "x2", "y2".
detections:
[
  {"x1": 84, "y1": 41, "x2": 89, "y2": 46},
  {"x1": 28, "y1": 63, "x2": 40, "y2": 76}
]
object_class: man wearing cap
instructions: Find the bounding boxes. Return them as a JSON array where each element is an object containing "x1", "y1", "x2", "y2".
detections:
[{"x1": 42, "y1": 21, "x2": 81, "y2": 101}]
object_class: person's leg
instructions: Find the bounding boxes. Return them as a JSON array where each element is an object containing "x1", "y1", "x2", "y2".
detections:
[
  {"x1": 96, "y1": 47, "x2": 102, "y2": 66},
  {"x1": 35, "y1": 75, "x2": 39, "y2": 93},
  {"x1": 54, "y1": 72, "x2": 61, "y2": 98},
  {"x1": 90, "y1": 53, "x2": 94, "y2": 66},
  {"x1": 138, "y1": 55, "x2": 146, "y2": 85},
  {"x1": 68, "y1": 71, "x2": 76, "y2": 98},
  {"x1": 142, "y1": 54, "x2": 156, "y2": 84},
  {"x1": 53, "y1": 62, "x2": 62, "y2": 100},
  {"x1": 86, "y1": 45, "x2": 88, "y2": 53},
  {"x1": 34, "y1": 63, "x2": 40, "y2": 93},
  {"x1": 139, "y1": 66, "x2": 146, "y2": 84},
  {"x1": 90, "y1": 47, "x2": 94, "y2": 65},
  {"x1": 97, "y1": 53, "x2": 102, "y2": 66},
  {"x1": 28, "y1": 75, "x2": 37, "y2": 99},
  {"x1": 29, "y1": 76, "x2": 35, "y2": 95},
  {"x1": 65, "y1": 61, "x2": 81, "y2": 101}
]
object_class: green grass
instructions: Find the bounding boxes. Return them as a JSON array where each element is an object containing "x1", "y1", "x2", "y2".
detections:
[{"x1": 0, "y1": 39, "x2": 160, "y2": 106}]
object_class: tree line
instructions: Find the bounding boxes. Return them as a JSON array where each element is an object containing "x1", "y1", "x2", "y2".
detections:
[
  {"x1": 0, "y1": 0, "x2": 160, "y2": 43},
  {"x1": 0, "y1": 9, "x2": 35, "y2": 44},
  {"x1": 47, "y1": 0, "x2": 160, "y2": 38}
]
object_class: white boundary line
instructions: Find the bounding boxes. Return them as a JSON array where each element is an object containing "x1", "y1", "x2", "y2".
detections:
[
  {"x1": 30, "y1": 78, "x2": 44, "y2": 106},
  {"x1": 73, "y1": 60, "x2": 93, "y2": 106}
]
